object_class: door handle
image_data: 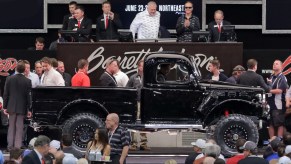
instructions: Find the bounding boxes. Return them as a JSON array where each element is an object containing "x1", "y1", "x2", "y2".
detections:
[{"x1": 153, "y1": 91, "x2": 162, "y2": 95}]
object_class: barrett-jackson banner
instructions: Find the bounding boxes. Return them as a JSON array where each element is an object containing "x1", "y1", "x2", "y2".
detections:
[
  {"x1": 244, "y1": 49, "x2": 291, "y2": 85},
  {"x1": 57, "y1": 42, "x2": 243, "y2": 86}
]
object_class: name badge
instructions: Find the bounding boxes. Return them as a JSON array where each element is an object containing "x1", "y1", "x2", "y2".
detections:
[
  {"x1": 214, "y1": 25, "x2": 218, "y2": 28},
  {"x1": 101, "y1": 19, "x2": 104, "y2": 21},
  {"x1": 75, "y1": 24, "x2": 78, "y2": 26}
]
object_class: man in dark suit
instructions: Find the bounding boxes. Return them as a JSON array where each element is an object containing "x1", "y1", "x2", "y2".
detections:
[
  {"x1": 28, "y1": 37, "x2": 45, "y2": 50},
  {"x1": 208, "y1": 10, "x2": 231, "y2": 42},
  {"x1": 99, "y1": 59, "x2": 118, "y2": 86},
  {"x1": 238, "y1": 59, "x2": 271, "y2": 92},
  {"x1": 3, "y1": 61, "x2": 32, "y2": 151},
  {"x1": 62, "y1": 1, "x2": 77, "y2": 30},
  {"x1": 68, "y1": 5, "x2": 92, "y2": 42},
  {"x1": 96, "y1": 1, "x2": 122, "y2": 41},
  {"x1": 22, "y1": 135, "x2": 51, "y2": 164}
]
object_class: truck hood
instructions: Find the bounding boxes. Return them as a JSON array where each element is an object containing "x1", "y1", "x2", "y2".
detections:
[{"x1": 199, "y1": 79, "x2": 265, "y2": 92}]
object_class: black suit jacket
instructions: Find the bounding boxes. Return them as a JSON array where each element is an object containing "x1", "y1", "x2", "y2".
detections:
[
  {"x1": 237, "y1": 71, "x2": 271, "y2": 92},
  {"x1": 208, "y1": 20, "x2": 231, "y2": 42},
  {"x1": 22, "y1": 150, "x2": 41, "y2": 164},
  {"x1": 68, "y1": 17, "x2": 92, "y2": 42},
  {"x1": 96, "y1": 14, "x2": 122, "y2": 41},
  {"x1": 3, "y1": 74, "x2": 31, "y2": 115},
  {"x1": 62, "y1": 14, "x2": 75, "y2": 30}
]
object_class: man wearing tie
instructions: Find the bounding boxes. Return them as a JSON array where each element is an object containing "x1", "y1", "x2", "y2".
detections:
[
  {"x1": 208, "y1": 10, "x2": 231, "y2": 42},
  {"x1": 96, "y1": 1, "x2": 122, "y2": 41},
  {"x1": 68, "y1": 5, "x2": 92, "y2": 42}
]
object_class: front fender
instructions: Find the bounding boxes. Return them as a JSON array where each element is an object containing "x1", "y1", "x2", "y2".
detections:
[{"x1": 56, "y1": 99, "x2": 108, "y2": 124}]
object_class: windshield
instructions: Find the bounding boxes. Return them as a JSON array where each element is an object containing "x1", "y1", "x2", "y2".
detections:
[{"x1": 190, "y1": 56, "x2": 202, "y2": 80}]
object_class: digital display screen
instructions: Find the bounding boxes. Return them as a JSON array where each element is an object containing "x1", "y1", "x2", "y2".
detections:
[
  {"x1": 110, "y1": 0, "x2": 202, "y2": 29},
  {"x1": 0, "y1": 0, "x2": 44, "y2": 30}
]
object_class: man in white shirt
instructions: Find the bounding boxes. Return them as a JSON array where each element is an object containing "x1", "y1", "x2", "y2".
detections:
[
  {"x1": 40, "y1": 57, "x2": 65, "y2": 86},
  {"x1": 114, "y1": 65, "x2": 129, "y2": 87},
  {"x1": 130, "y1": 1, "x2": 160, "y2": 39},
  {"x1": 23, "y1": 60, "x2": 39, "y2": 88}
]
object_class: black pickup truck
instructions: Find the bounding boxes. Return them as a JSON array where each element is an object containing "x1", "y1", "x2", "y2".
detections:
[{"x1": 30, "y1": 52, "x2": 269, "y2": 155}]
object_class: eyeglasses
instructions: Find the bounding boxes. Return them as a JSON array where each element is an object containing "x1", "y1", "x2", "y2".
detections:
[{"x1": 185, "y1": 7, "x2": 193, "y2": 9}]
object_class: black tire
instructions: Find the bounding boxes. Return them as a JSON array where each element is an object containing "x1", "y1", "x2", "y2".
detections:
[
  {"x1": 214, "y1": 114, "x2": 259, "y2": 156},
  {"x1": 62, "y1": 113, "x2": 104, "y2": 151}
]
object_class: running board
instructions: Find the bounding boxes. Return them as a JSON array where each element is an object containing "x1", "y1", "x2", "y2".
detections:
[
  {"x1": 124, "y1": 124, "x2": 204, "y2": 132},
  {"x1": 145, "y1": 124, "x2": 203, "y2": 130}
]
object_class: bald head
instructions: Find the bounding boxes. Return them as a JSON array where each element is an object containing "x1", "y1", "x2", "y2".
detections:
[
  {"x1": 147, "y1": 1, "x2": 157, "y2": 16},
  {"x1": 108, "y1": 113, "x2": 119, "y2": 123},
  {"x1": 106, "y1": 113, "x2": 119, "y2": 131}
]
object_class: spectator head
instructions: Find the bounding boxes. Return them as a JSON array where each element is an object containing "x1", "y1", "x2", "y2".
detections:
[
  {"x1": 214, "y1": 158, "x2": 225, "y2": 164},
  {"x1": 77, "y1": 158, "x2": 88, "y2": 164},
  {"x1": 34, "y1": 135, "x2": 51, "y2": 156},
  {"x1": 62, "y1": 134, "x2": 73, "y2": 147},
  {"x1": 35, "y1": 37, "x2": 45, "y2": 50},
  {"x1": 147, "y1": 1, "x2": 157, "y2": 16},
  {"x1": 41, "y1": 57, "x2": 52, "y2": 72},
  {"x1": 16, "y1": 60, "x2": 25, "y2": 74},
  {"x1": 283, "y1": 132, "x2": 291, "y2": 145},
  {"x1": 63, "y1": 153, "x2": 78, "y2": 164},
  {"x1": 285, "y1": 145, "x2": 291, "y2": 154},
  {"x1": 208, "y1": 59, "x2": 220, "y2": 73},
  {"x1": 35, "y1": 60, "x2": 43, "y2": 76},
  {"x1": 277, "y1": 143, "x2": 286, "y2": 157},
  {"x1": 232, "y1": 65, "x2": 245, "y2": 76},
  {"x1": 50, "y1": 140, "x2": 61, "y2": 151},
  {"x1": 203, "y1": 157, "x2": 216, "y2": 164},
  {"x1": 273, "y1": 59, "x2": 283, "y2": 73},
  {"x1": 51, "y1": 58, "x2": 58, "y2": 69},
  {"x1": 270, "y1": 137, "x2": 281, "y2": 152},
  {"x1": 105, "y1": 113, "x2": 119, "y2": 131},
  {"x1": 69, "y1": 1, "x2": 77, "y2": 14},
  {"x1": 77, "y1": 59, "x2": 89, "y2": 73},
  {"x1": 236, "y1": 138, "x2": 246, "y2": 153},
  {"x1": 105, "y1": 59, "x2": 119, "y2": 75},
  {"x1": 23, "y1": 60, "x2": 30, "y2": 76},
  {"x1": 204, "y1": 144, "x2": 221, "y2": 159},
  {"x1": 57, "y1": 61, "x2": 65, "y2": 73},
  {"x1": 10, "y1": 148, "x2": 23, "y2": 162},
  {"x1": 214, "y1": 10, "x2": 224, "y2": 24},
  {"x1": 94, "y1": 128, "x2": 109, "y2": 148},
  {"x1": 247, "y1": 59, "x2": 257, "y2": 70},
  {"x1": 241, "y1": 141, "x2": 257, "y2": 157},
  {"x1": 29, "y1": 137, "x2": 37, "y2": 149},
  {"x1": 191, "y1": 139, "x2": 206, "y2": 152},
  {"x1": 184, "y1": 1, "x2": 193, "y2": 15},
  {"x1": 102, "y1": 1, "x2": 111, "y2": 14},
  {"x1": 74, "y1": 5, "x2": 85, "y2": 21},
  {"x1": 164, "y1": 159, "x2": 177, "y2": 164}
]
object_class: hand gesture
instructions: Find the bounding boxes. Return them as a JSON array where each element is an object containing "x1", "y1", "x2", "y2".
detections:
[
  {"x1": 184, "y1": 19, "x2": 190, "y2": 28},
  {"x1": 3, "y1": 109, "x2": 8, "y2": 115},
  {"x1": 109, "y1": 12, "x2": 114, "y2": 20},
  {"x1": 27, "y1": 111, "x2": 32, "y2": 118}
]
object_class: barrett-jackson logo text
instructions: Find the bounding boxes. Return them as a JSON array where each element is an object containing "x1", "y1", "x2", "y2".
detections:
[{"x1": 87, "y1": 47, "x2": 214, "y2": 75}]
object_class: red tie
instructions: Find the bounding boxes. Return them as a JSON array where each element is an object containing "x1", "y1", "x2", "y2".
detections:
[
  {"x1": 41, "y1": 158, "x2": 45, "y2": 164},
  {"x1": 218, "y1": 23, "x2": 221, "y2": 33},
  {"x1": 78, "y1": 21, "x2": 81, "y2": 28},
  {"x1": 105, "y1": 16, "x2": 109, "y2": 29}
]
